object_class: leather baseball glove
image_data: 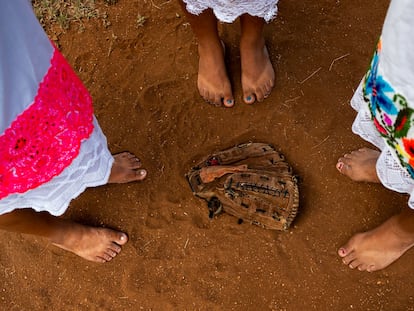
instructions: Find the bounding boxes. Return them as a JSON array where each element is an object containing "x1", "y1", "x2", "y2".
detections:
[{"x1": 186, "y1": 142, "x2": 299, "y2": 230}]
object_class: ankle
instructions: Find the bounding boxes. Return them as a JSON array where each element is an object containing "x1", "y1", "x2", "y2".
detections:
[
  {"x1": 390, "y1": 213, "x2": 414, "y2": 246},
  {"x1": 198, "y1": 39, "x2": 223, "y2": 55},
  {"x1": 49, "y1": 220, "x2": 79, "y2": 246},
  {"x1": 240, "y1": 35, "x2": 265, "y2": 51}
]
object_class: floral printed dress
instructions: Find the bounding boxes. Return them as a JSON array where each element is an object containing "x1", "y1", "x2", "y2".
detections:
[
  {"x1": 351, "y1": 0, "x2": 414, "y2": 208},
  {"x1": 0, "y1": 1, "x2": 113, "y2": 216}
]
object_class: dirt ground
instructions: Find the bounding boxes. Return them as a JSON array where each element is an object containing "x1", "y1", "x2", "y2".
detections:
[{"x1": 2, "y1": 0, "x2": 414, "y2": 310}]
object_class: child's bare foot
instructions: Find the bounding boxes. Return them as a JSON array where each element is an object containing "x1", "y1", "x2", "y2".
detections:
[
  {"x1": 52, "y1": 222, "x2": 128, "y2": 263},
  {"x1": 338, "y1": 211, "x2": 414, "y2": 272},
  {"x1": 108, "y1": 152, "x2": 147, "y2": 184},
  {"x1": 336, "y1": 148, "x2": 381, "y2": 183},
  {"x1": 240, "y1": 39, "x2": 275, "y2": 104},
  {"x1": 197, "y1": 40, "x2": 234, "y2": 107}
]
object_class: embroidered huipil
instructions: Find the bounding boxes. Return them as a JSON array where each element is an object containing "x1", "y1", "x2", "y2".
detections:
[
  {"x1": 0, "y1": 1, "x2": 113, "y2": 215},
  {"x1": 351, "y1": 0, "x2": 414, "y2": 208}
]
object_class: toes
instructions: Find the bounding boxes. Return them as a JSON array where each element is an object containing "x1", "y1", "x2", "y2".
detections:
[
  {"x1": 108, "y1": 242, "x2": 122, "y2": 254},
  {"x1": 118, "y1": 232, "x2": 128, "y2": 245},
  {"x1": 244, "y1": 86, "x2": 273, "y2": 103},
  {"x1": 244, "y1": 93, "x2": 256, "y2": 104},
  {"x1": 263, "y1": 89, "x2": 272, "y2": 99},
  {"x1": 342, "y1": 251, "x2": 356, "y2": 264},
  {"x1": 357, "y1": 263, "x2": 368, "y2": 271},
  {"x1": 111, "y1": 232, "x2": 128, "y2": 246},
  {"x1": 203, "y1": 94, "x2": 220, "y2": 107},
  {"x1": 348, "y1": 259, "x2": 361, "y2": 269},
  {"x1": 201, "y1": 89, "x2": 213, "y2": 105},
  {"x1": 97, "y1": 232, "x2": 127, "y2": 262},
  {"x1": 258, "y1": 83, "x2": 273, "y2": 102},
  {"x1": 256, "y1": 86, "x2": 272, "y2": 102},
  {"x1": 134, "y1": 158, "x2": 142, "y2": 167},
  {"x1": 204, "y1": 95, "x2": 234, "y2": 108},
  {"x1": 342, "y1": 253, "x2": 356, "y2": 265},
  {"x1": 122, "y1": 168, "x2": 147, "y2": 182},
  {"x1": 114, "y1": 152, "x2": 142, "y2": 169},
  {"x1": 212, "y1": 94, "x2": 223, "y2": 106},
  {"x1": 336, "y1": 160, "x2": 348, "y2": 173},
  {"x1": 338, "y1": 247, "x2": 348, "y2": 257},
  {"x1": 97, "y1": 233, "x2": 128, "y2": 262},
  {"x1": 199, "y1": 87, "x2": 208, "y2": 101},
  {"x1": 336, "y1": 157, "x2": 351, "y2": 174},
  {"x1": 126, "y1": 152, "x2": 136, "y2": 159},
  {"x1": 135, "y1": 169, "x2": 147, "y2": 181},
  {"x1": 109, "y1": 159, "x2": 147, "y2": 183},
  {"x1": 339, "y1": 246, "x2": 356, "y2": 265},
  {"x1": 336, "y1": 161, "x2": 344, "y2": 172},
  {"x1": 128, "y1": 157, "x2": 142, "y2": 169},
  {"x1": 256, "y1": 89, "x2": 266, "y2": 102},
  {"x1": 121, "y1": 152, "x2": 138, "y2": 161},
  {"x1": 106, "y1": 249, "x2": 118, "y2": 258},
  {"x1": 223, "y1": 98, "x2": 234, "y2": 108},
  {"x1": 101, "y1": 253, "x2": 113, "y2": 262},
  {"x1": 118, "y1": 152, "x2": 130, "y2": 159},
  {"x1": 109, "y1": 243, "x2": 122, "y2": 254},
  {"x1": 199, "y1": 83, "x2": 234, "y2": 108},
  {"x1": 95, "y1": 233, "x2": 127, "y2": 263},
  {"x1": 267, "y1": 78, "x2": 275, "y2": 90},
  {"x1": 95, "y1": 257, "x2": 107, "y2": 263}
]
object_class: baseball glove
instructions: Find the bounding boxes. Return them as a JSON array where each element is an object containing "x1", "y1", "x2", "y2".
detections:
[{"x1": 186, "y1": 142, "x2": 299, "y2": 230}]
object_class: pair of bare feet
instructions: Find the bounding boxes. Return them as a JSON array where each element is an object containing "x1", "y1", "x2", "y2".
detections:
[
  {"x1": 178, "y1": 4, "x2": 275, "y2": 107},
  {"x1": 197, "y1": 36, "x2": 275, "y2": 107},
  {"x1": 52, "y1": 152, "x2": 147, "y2": 263},
  {"x1": 336, "y1": 148, "x2": 414, "y2": 272}
]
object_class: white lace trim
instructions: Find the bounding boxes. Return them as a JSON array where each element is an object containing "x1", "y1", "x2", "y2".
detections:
[
  {"x1": 351, "y1": 82, "x2": 414, "y2": 209},
  {"x1": 182, "y1": 0, "x2": 279, "y2": 23},
  {"x1": 0, "y1": 117, "x2": 113, "y2": 216}
]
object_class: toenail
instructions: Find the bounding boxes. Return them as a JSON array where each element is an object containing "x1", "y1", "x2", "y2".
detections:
[
  {"x1": 336, "y1": 162, "x2": 343, "y2": 171},
  {"x1": 227, "y1": 99, "x2": 233, "y2": 105},
  {"x1": 246, "y1": 96, "x2": 252, "y2": 101}
]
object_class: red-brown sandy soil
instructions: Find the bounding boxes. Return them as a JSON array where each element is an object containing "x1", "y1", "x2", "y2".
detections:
[{"x1": 2, "y1": 0, "x2": 413, "y2": 310}]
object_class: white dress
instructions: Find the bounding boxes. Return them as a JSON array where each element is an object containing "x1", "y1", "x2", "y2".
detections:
[
  {"x1": 351, "y1": 0, "x2": 414, "y2": 208},
  {"x1": 0, "y1": 1, "x2": 113, "y2": 216},
  {"x1": 182, "y1": 0, "x2": 279, "y2": 23}
]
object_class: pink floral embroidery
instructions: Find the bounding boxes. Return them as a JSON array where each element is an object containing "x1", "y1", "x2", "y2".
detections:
[
  {"x1": 384, "y1": 113, "x2": 392, "y2": 126},
  {"x1": 0, "y1": 48, "x2": 94, "y2": 199}
]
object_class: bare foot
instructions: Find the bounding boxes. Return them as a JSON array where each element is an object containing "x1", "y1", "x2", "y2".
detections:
[
  {"x1": 197, "y1": 40, "x2": 234, "y2": 107},
  {"x1": 336, "y1": 148, "x2": 380, "y2": 183},
  {"x1": 108, "y1": 152, "x2": 147, "y2": 184},
  {"x1": 52, "y1": 221, "x2": 128, "y2": 263},
  {"x1": 338, "y1": 211, "x2": 414, "y2": 272},
  {"x1": 240, "y1": 39, "x2": 275, "y2": 104}
]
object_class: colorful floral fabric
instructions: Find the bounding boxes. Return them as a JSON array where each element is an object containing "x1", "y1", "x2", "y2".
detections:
[
  {"x1": 0, "y1": 47, "x2": 94, "y2": 199},
  {"x1": 363, "y1": 39, "x2": 414, "y2": 177}
]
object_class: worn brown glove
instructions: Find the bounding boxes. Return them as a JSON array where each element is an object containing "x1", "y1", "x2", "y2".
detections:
[{"x1": 186, "y1": 142, "x2": 299, "y2": 230}]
